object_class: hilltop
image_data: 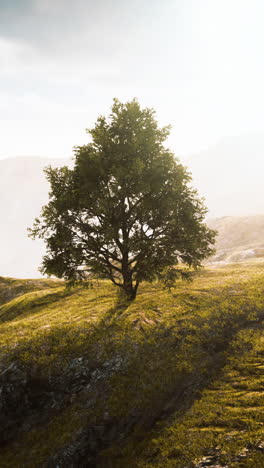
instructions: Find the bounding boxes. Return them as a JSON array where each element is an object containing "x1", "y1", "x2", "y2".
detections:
[{"x1": 0, "y1": 261, "x2": 263, "y2": 467}]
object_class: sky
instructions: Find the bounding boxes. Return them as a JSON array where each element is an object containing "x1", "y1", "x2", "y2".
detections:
[{"x1": 1, "y1": 0, "x2": 264, "y2": 159}]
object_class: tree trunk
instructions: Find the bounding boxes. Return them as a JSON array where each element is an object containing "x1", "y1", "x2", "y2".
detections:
[
  {"x1": 121, "y1": 230, "x2": 139, "y2": 299},
  {"x1": 123, "y1": 277, "x2": 135, "y2": 300},
  {"x1": 122, "y1": 273, "x2": 138, "y2": 300}
]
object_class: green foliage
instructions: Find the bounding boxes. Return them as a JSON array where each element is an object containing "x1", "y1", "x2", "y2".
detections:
[
  {"x1": 29, "y1": 99, "x2": 215, "y2": 299},
  {"x1": 158, "y1": 265, "x2": 194, "y2": 290}
]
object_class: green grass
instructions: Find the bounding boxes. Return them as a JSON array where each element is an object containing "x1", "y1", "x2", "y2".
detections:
[
  {"x1": 0, "y1": 260, "x2": 263, "y2": 467},
  {"x1": 0, "y1": 276, "x2": 62, "y2": 307},
  {"x1": 131, "y1": 328, "x2": 264, "y2": 468}
]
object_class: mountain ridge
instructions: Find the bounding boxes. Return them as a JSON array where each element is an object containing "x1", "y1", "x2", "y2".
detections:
[{"x1": 1, "y1": 134, "x2": 264, "y2": 277}]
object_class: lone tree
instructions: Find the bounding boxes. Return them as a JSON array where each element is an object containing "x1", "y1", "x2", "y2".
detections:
[{"x1": 29, "y1": 99, "x2": 215, "y2": 300}]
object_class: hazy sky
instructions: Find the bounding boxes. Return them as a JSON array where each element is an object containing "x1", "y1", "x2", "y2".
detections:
[{"x1": 1, "y1": 0, "x2": 264, "y2": 158}]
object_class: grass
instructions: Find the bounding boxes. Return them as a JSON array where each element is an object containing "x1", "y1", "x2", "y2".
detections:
[
  {"x1": 0, "y1": 260, "x2": 263, "y2": 467},
  {"x1": 131, "y1": 328, "x2": 264, "y2": 468}
]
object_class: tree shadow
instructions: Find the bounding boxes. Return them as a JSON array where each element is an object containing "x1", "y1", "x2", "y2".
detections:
[{"x1": 95, "y1": 293, "x2": 131, "y2": 330}]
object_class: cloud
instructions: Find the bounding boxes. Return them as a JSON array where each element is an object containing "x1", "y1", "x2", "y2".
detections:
[
  {"x1": 0, "y1": 0, "x2": 181, "y2": 96},
  {"x1": 1, "y1": 0, "x2": 264, "y2": 158},
  {"x1": 0, "y1": 0, "x2": 156, "y2": 56}
]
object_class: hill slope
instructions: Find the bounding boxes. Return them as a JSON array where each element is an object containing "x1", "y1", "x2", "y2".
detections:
[{"x1": 0, "y1": 262, "x2": 263, "y2": 467}]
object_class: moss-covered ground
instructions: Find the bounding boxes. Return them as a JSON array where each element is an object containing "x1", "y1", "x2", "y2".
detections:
[{"x1": 0, "y1": 261, "x2": 263, "y2": 467}]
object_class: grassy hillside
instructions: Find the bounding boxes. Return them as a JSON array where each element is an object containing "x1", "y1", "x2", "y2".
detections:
[{"x1": 0, "y1": 262, "x2": 263, "y2": 467}]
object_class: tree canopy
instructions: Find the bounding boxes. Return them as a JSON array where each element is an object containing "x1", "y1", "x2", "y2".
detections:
[{"x1": 29, "y1": 99, "x2": 216, "y2": 299}]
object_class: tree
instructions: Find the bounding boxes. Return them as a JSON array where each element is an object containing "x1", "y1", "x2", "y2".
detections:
[{"x1": 29, "y1": 99, "x2": 216, "y2": 300}]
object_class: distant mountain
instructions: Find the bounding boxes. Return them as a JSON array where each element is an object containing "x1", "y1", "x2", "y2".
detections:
[
  {"x1": 207, "y1": 215, "x2": 264, "y2": 264},
  {"x1": 1, "y1": 134, "x2": 264, "y2": 277},
  {"x1": 0, "y1": 157, "x2": 70, "y2": 278},
  {"x1": 183, "y1": 134, "x2": 264, "y2": 217}
]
